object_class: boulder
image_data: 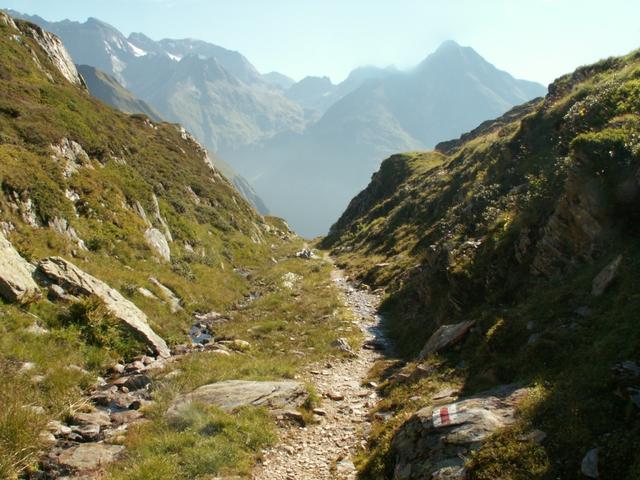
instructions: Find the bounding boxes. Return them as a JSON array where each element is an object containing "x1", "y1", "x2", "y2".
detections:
[
  {"x1": 167, "y1": 380, "x2": 306, "y2": 417},
  {"x1": 391, "y1": 385, "x2": 531, "y2": 479},
  {"x1": 144, "y1": 228, "x2": 171, "y2": 262},
  {"x1": 56, "y1": 443, "x2": 124, "y2": 471},
  {"x1": 592, "y1": 255, "x2": 622, "y2": 296},
  {"x1": 0, "y1": 231, "x2": 39, "y2": 303},
  {"x1": 418, "y1": 320, "x2": 475, "y2": 359},
  {"x1": 37, "y1": 257, "x2": 170, "y2": 357}
]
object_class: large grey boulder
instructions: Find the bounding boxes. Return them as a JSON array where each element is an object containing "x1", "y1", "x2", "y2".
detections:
[
  {"x1": 167, "y1": 380, "x2": 306, "y2": 417},
  {"x1": 391, "y1": 385, "x2": 531, "y2": 480},
  {"x1": 418, "y1": 320, "x2": 475, "y2": 359},
  {"x1": 0, "y1": 231, "x2": 39, "y2": 303},
  {"x1": 37, "y1": 257, "x2": 170, "y2": 357}
]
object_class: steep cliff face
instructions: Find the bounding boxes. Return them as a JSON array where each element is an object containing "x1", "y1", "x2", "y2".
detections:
[{"x1": 325, "y1": 50, "x2": 640, "y2": 478}]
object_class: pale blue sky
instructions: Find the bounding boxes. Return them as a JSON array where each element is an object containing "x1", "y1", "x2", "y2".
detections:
[{"x1": 4, "y1": 0, "x2": 640, "y2": 85}]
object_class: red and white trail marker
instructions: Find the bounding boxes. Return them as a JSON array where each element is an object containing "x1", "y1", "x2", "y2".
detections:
[{"x1": 432, "y1": 403, "x2": 459, "y2": 427}]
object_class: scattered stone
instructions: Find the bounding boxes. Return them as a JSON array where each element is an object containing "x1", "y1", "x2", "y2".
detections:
[
  {"x1": 120, "y1": 374, "x2": 152, "y2": 391},
  {"x1": 283, "y1": 410, "x2": 305, "y2": 424},
  {"x1": 168, "y1": 380, "x2": 306, "y2": 416},
  {"x1": 519, "y1": 429, "x2": 547, "y2": 444},
  {"x1": 46, "y1": 420, "x2": 72, "y2": 436},
  {"x1": 71, "y1": 423, "x2": 101, "y2": 441},
  {"x1": 39, "y1": 431, "x2": 57, "y2": 446},
  {"x1": 27, "y1": 323, "x2": 49, "y2": 335},
  {"x1": 230, "y1": 339, "x2": 251, "y2": 351},
  {"x1": 73, "y1": 410, "x2": 111, "y2": 427},
  {"x1": 56, "y1": 443, "x2": 125, "y2": 471},
  {"x1": 295, "y1": 248, "x2": 314, "y2": 259},
  {"x1": 581, "y1": 448, "x2": 600, "y2": 478},
  {"x1": 136, "y1": 287, "x2": 158, "y2": 300},
  {"x1": 326, "y1": 391, "x2": 344, "y2": 401},
  {"x1": 37, "y1": 257, "x2": 170, "y2": 357},
  {"x1": 592, "y1": 255, "x2": 622, "y2": 296},
  {"x1": 418, "y1": 320, "x2": 475, "y2": 359},
  {"x1": 0, "y1": 230, "x2": 39, "y2": 303},
  {"x1": 332, "y1": 337, "x2": 356, "y2": 356},
  {"x1": 363, "y1": 339, "x2": 386, "y2": 351},
  {"x1": 110, "y1": 410, "x2": 143, "y2": 425},
  {"x1": 281, "y1": 272, "x2": 302, "y2": 289},
  {"x1": 313, "y1": 408, "x2": 327, "y2": 416},
  {"x1": 110, "y1": 363, "x2": 125, "y2": 375}
]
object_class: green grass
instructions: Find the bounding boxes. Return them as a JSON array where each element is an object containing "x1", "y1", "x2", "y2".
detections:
[{"x1": 101, "y1": 242, "x2": 360, "y2": 479}]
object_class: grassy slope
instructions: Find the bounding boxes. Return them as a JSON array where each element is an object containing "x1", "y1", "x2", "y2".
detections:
[
  {"x1": 324, "y1": 50, "x2": 640, "y2": 478},
  {"x1": 0, "y1": 17, "x2": 358, "y2": 479}
]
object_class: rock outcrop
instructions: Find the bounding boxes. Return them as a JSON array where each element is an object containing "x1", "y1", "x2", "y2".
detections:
[
  {"x1": 11, "y1": 14, "x2": 84, "y2": 87},
  {"x1": 0, "y1": 231, "x2": 39, "y2": 303},
  {"x1": 37, "y1": 257, "x2": 170, "y2": 357},
  {"x1": 167, "y1": 380, "x2": 306, "y2": 418},
  {"x1": 418, "y1": 321, "x2": 475, "y2": 359},
  {"x1": 50, "y1": 138, "x2": 92, "y2": 178},
  {"x1": 144, "y1": 228, "x2": 171, "y2": 262},
  {"x1": 391, "y1": 385, "x2": 531, "y2": 479}
]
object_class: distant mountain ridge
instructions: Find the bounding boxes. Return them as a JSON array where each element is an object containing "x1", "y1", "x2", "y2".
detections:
[
  {"x1": 8, "y1": 10, "x2": 546, "y2": 237},
  {"x1": 233, "y1": 41, "x2": 547, "y2": 237},
  {"x1": 6, "y1": 10, "x2": 306, "y2": 158},
  {"x1": 76, "y1": 64, "x2": 161, "y2": 120}
]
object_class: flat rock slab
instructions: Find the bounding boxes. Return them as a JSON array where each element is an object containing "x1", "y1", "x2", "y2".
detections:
[
  {"x1": 37, "y1": 257, "x2": 170, "y2": 357},
  {"x1": 418, "y1": 320, "x2": 475, "y2": 359},
  {"x1": 168, "y1": 380, "x2": 306, "y2": 416},
  {"x1": 0, "y1": 230, "x2": 39, "y2": 303},
  {"x1": 57, "y1": 443, "x2": 124, "y2": 471}
]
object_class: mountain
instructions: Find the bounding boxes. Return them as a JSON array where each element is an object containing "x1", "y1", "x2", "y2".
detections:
[
  {"x1": 234, "y1": 41, "x2": 547, "y2": 237},
  {"x1": 285, "y1": 75, "x2": 336, "y2": 112},
  {"x1": 323, "y1": 49, "x2": 640, "y2": 479},
  {"x1": 284, "y1": 66, "x2": 396, "y2": 115},
  {"x1": 262, "y1": 71, "x2": 296, "y2": 90},
  {"x1": 6, "y1": 10, "x2": 306, "y2": 166},
  {"x1": 76, "y1": 64, "x2": 161, "y2": 120}
]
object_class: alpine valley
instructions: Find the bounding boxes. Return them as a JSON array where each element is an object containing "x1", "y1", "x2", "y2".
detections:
[
  {"x1": 8, "y1": 11, "x2": 545, "y2": 236},
  {"x1": 0, "y1": 6, "x2": 639, "y2": 480}
]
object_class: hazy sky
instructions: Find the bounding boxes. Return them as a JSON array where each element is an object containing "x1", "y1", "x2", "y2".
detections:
[{"x1": 4, "y1": 0, "x2": 640, "y2": 85}]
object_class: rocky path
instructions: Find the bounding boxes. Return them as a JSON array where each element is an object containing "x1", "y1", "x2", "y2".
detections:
[{"x1": 252, "y1": 268, "x2": 388, "y2": 480}]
